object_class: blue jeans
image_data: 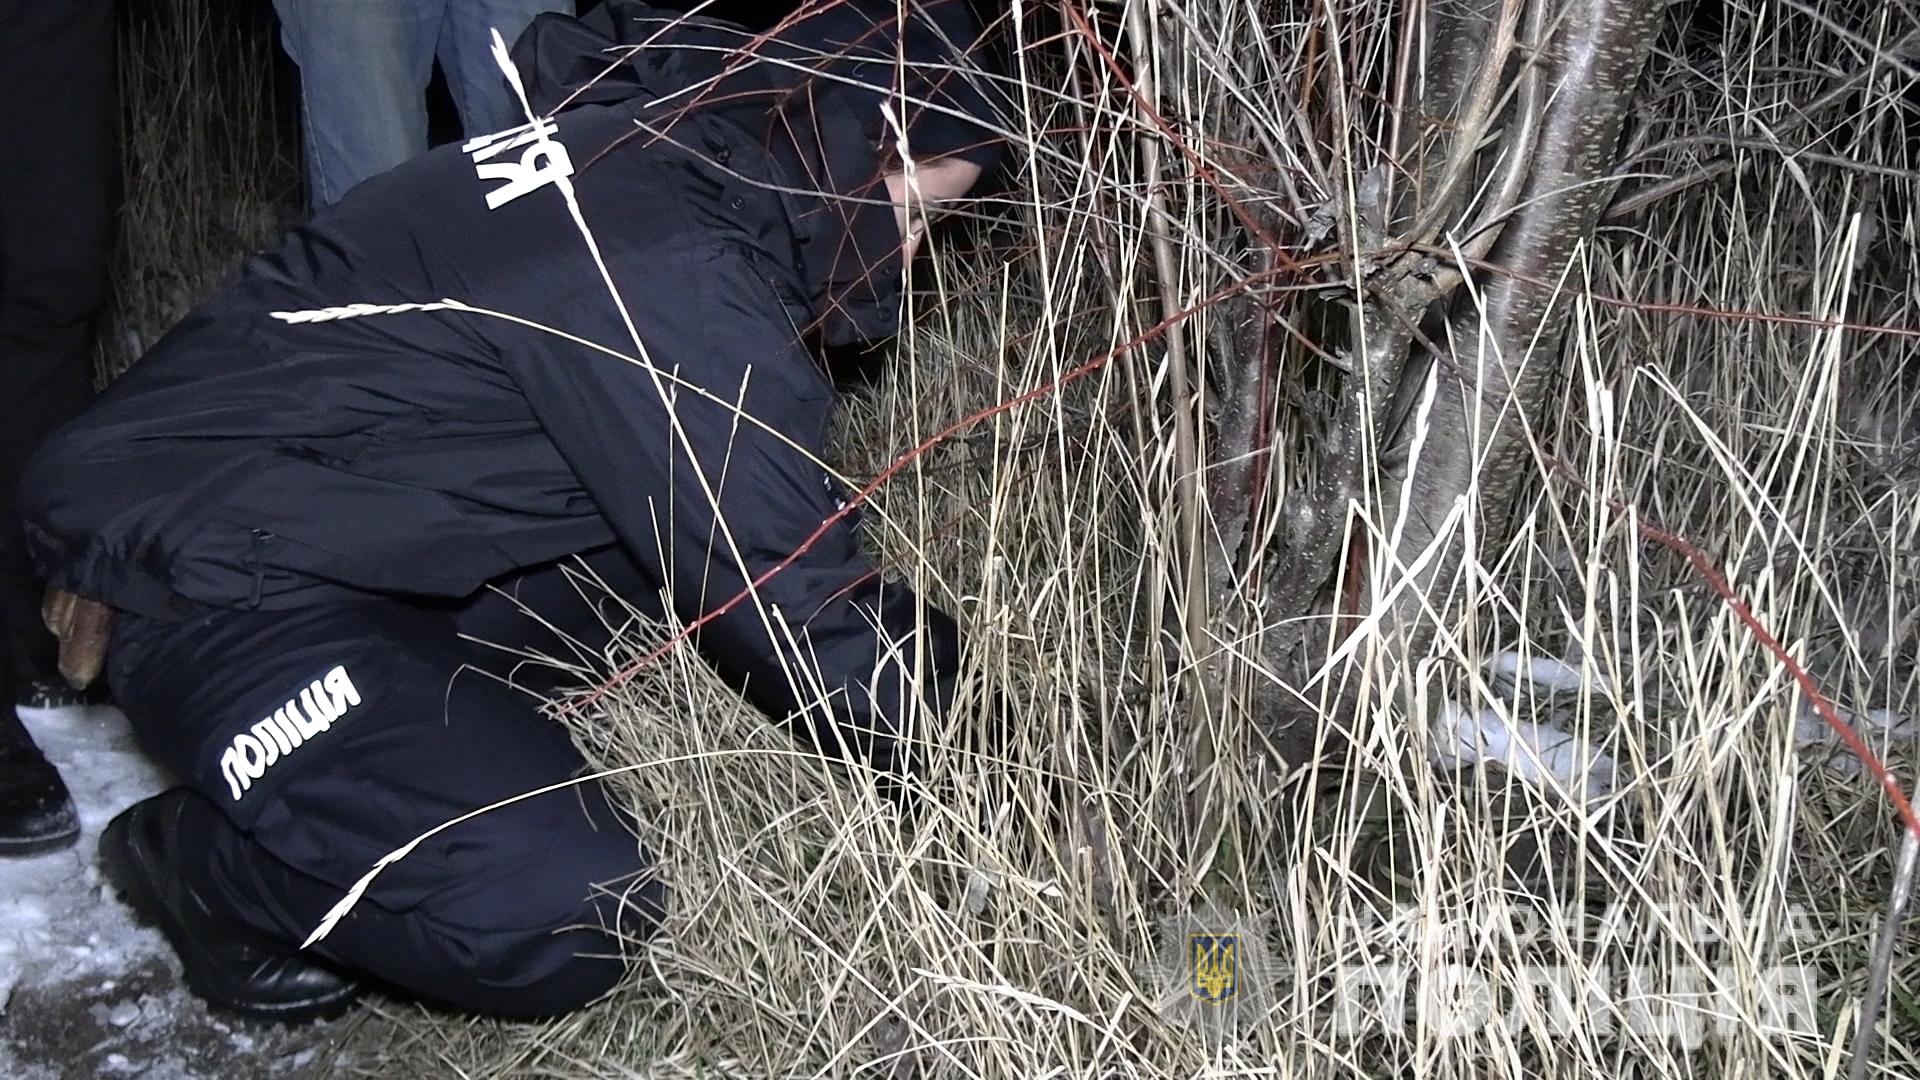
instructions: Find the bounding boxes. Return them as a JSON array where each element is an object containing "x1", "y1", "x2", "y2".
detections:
[{"x1": 274, "y1": 0, "x2": 571, "y2": 208}]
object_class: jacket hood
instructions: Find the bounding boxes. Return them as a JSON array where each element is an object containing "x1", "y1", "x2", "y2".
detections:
[{"x1": 511, "y1": 0, "x2": 1008, "y2": 345}]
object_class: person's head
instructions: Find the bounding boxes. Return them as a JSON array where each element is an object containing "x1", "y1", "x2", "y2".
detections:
[
  {"x1": 753, "y1": 0, "x2": 1008, "y2": 342},
  {"x1": 884, "y1": 155, "x2": 984, "y2": 259}
]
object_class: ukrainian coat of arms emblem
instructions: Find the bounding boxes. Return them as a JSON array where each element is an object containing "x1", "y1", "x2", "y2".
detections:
[{"x1": 1189, "y1": 934, "x2": 1239, "y2": 1004}]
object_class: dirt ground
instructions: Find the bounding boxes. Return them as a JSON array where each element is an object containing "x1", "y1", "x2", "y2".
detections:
[{"x1": 1, "y1": 956, "x2": 389, "y2": 1080}]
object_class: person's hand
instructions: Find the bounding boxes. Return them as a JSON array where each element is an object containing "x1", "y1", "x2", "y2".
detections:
[{"x1": 41, "y1": 587, "x2": 113, "y2": 690}]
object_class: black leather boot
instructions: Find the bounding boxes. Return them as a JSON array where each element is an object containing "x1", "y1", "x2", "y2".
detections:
[
  {"x1": 98, "y1": 788, "x2": 363, "y2": 1023},
  {"x1": 0, "y1": 669, "x2": 80, "y2": 856}
]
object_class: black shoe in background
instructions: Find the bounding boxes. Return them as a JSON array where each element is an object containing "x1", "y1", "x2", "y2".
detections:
[
  {"x1": 98, "y1": 788, "x2": 363, "y2": 1024},
  {"x1": 0, "y1": 668, "x2": 81, "y2": 857}
]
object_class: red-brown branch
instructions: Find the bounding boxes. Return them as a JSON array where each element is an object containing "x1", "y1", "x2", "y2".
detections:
[{"x1": 1548, "y1": 458, "x2": 1920, "y2": 840}]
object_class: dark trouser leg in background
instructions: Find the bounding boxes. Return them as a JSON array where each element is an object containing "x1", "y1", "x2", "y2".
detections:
[
  {"x1": 106, "y1": 596, "x2": 664, "y2": 1018},
  {"x1": 0, "y1": 0, "x2": 117, "y2": 854},
  {"x1": 0, "y1": 670, "x2": 80, "y2": 854},
  {"x1": 271, "y1": 0, "x2": 437, "y2": 209}
]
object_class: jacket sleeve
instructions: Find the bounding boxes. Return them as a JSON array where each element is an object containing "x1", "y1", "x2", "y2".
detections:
[{"x1": 497, "y1": 243, "x2": 960, "y2": 781}]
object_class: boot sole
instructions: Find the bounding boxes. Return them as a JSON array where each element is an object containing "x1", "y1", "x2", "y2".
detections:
[
  {"x1": 0, "y1": 811, "x2": 81, "y2": 857},
  {"x1": 99, "y1": 811, "x2": 362, "y2": 1025}
]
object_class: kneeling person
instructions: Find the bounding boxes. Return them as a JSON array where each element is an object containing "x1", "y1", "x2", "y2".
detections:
[{"x1": 19, "y1": 0, "x2": 1001, "y2": 1021}]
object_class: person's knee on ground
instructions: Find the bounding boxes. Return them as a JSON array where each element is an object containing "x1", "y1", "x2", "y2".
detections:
[
  {"x1": 104, "y1": 601, "x2": 670, "y2": 1018},
  {"x1": 183, "y1": 772, "x2": 667, "y2": 1019},
  {"x1": 397, "y1": 797, "x2": 668, "y2": 1017},
  {"x1": 451, "y1": 881, "x2": 669, "y2": 1017}
]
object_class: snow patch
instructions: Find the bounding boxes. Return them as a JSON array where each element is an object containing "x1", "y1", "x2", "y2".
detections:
[{"x1": 1, "y1": 704, "x2": 351, "y2": 1076}]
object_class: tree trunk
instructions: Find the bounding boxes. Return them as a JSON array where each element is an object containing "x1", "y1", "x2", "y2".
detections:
[{"x1": 1381, "y1": 0, "x2": 1666, "y2": 660}]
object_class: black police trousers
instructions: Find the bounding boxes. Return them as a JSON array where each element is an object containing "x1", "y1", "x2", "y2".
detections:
[
  {"x1": 105, "y1": 547, "x2": 667, "y2": 1017},
  {"x1": 1, "y1": 0, "x2": 116, "y2": 687}
]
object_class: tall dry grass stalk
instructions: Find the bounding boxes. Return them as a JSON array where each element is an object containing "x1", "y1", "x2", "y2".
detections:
[
  {"x1": 256, "y1": 0, "x2": 1919, "y2": 1075},
  {"x1": 102, "y1": 0, "x2": 295, "y2": 383}
]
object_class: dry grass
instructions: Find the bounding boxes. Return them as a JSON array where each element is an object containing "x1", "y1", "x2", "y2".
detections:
[
  {"x1": 116, "y1": 0, "x2": 1920, "y2": 1075},
  {"x1": 101, "y1": 0, "x2": 296, "y2": 382}
]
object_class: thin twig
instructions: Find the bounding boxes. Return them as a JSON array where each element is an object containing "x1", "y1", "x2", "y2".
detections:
[{"x1": 1850, "y1": 830, "x2": 1920, "y2": 1080}]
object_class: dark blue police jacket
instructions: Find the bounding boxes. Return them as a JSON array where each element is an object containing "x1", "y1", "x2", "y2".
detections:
[{"x1": 19, "y1": 0, "x2": 1005, "y2": 774}]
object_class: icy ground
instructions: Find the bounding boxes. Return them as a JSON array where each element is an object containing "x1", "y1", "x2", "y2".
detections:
[{"x1": 1, "y1": 704, "x2": 369, "y2": 1079}]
